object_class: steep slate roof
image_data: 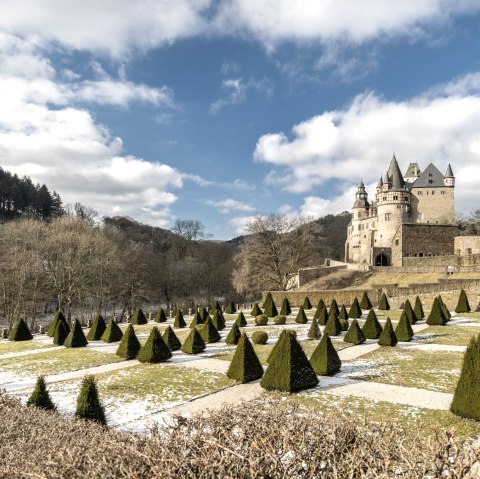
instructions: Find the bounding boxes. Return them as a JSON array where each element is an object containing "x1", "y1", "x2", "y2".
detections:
[
  {"x1": 377, "y1": 176, "x2": 383, "y2": 188},
  {"x1": 445, "y1": 163, "x2": 454, "y2": 177},
  {"x1": 387, "y1": 155, "x2": 405, "y2": 190},
  {"x1": 411, "y1": 163, "x2": 445, "y2": 188},
  {"x1": 404, "y1": 162, "x2": 421, "y2": 178}
]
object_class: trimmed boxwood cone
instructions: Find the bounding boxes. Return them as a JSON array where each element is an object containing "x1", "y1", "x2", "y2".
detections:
[
  {"x1": 414, "y1": 296, "x2": 424, "y2": 319},
  {"x1": 267, "y1": 330, "x2": 296, "y2": 364},
  {"x1": 201, "y1": 317, "x2": 221, "y2": 343},
  {"x1": 316, "y1": 305, "x2": 329, "y2": 326},
  {"x1": 8, "y1": 318, "x2": 33, "y2": 341},
  {"x1": 137, "y1": 327, "x2": 172, "y2": 363},
  {"x1": 190, "y1": 310, "x2": 205, "y2": 328},
  {"x1": 314, "y1": 299, "x2": 325, "y2": 317},
  {"x1": 64, "y1": 319, "x2": 88, "y2": 348},
  {"x1": 116, "y1": 324, "x2": 140, "y2": 359},
  {"x1": 378, "y1": 318, "x2": 398, "y2": 346},
  {"x1": 227, "y1": 333, "x2": 263, "y2": 383},
  {"x1": 225, "y1": 301, "x2": 236, "y2": 314},
  {"x1": 260, "y1": 333, "x2": 318, "y2": 392},
  {"x1": 53, "y1": 319, "x2": 69, "y2": 346},
  {"x1": 235, "y1": 311, "x2": 247, "y2": 327},
  {"x1": 360, "y1": 292, "x2": 372, "y2": 310},
  {"x1": 395, "y1": 313, "x2": 414, "y2": 342},
  {"x1": 307, "y1": 317, "x2": 321, "y2": 340},
  {"x1": 211, "y1": 300, "x2": 221, "y2": 315},
  {"x1": 131, "y1": 308, "x2": 147, "y2": 325},
  {"x1": 75, "y1": 375, "x2": 106, "y2": 425},
  {"x1": 263, "y1": 292, "x2": 273, "y2": 309},
  {"x1": 212, "y1": 310, "x2": 226, "y2": 331},
  {"x1": 295, "y1": 305, "x2": 308, "y2": 324},
  {"x1": 344, "y1": 319, "x2": 365, "y2": 345},
  {"x1": 349, "y1": 297, "x2": 362, "y2": 318},
  {"x1": 310, "y1": 333, "x2": 341, "y2": 376},
  {"x1": 226, "y1": 323, "x2": 242, "y2": 345},
  {"x1": 182, "y1": 328, "x2": 206, "y2": 354},
  {"x1": 340, "y1": 318, "x2": 349, "y2": 331},
  {"x1": 86, "y1": 314, "x2": 106, "y2": 341},
  {"x1": 174, "y1": 308, "x2": 186, "y2": 328},
  {"x1": 101, "y1": 320, "x2": 123, "y2": 343},
  {"x1": 339, "y1": 305, "x2": 349, "y2": 320},
  {"x1": 274, "y1": 315, "x2": 286, "y2": 325},
  {"x1": 378, "y1": 292, "x2": 390, "y2": 310},
  {"x1": 407, "y1": 299, "x2": 418, "y2": 324},
  {"x1": 47, "y1": 310, "x2": 66, "y2": 337},
  {"x1": 440, "y1": 297, "x2": 451, "y2": 322},
  {"x1": 27, "y1": 376, "x2": 55, "y2": 410},
  {"x1": 303, "y1": 296, "x2": 312, "y2": 310},
  {"x1": 280, "y1": 297, "x2": 291, "y2": 315},
  {"x1": 330, "y1": 299, "x2": 340, "y2": 318},
  {"x1": 362, "y1": 309, "x2": 383, "y2": 339},
  {"x1": 263, "y1": 298, "x2": 278, "y2": 318},
  {"x1": 451, "y1": 334, "x2": 480, "y2": 420},
  {"x1": 162, "y1": 326, "x2": 181, "y2": 351},
  {"x1": 199, "y1": 306, "x2": 209, "y2": 322},
  {"x1": 250, "y1": 303, "x2": 262, "y2": 316},
  {"x1": 426, "y1": 297, "x2": 448, "y2": 325},
  {"x1": 155, "y1": 309, "x2": 168, "y2": 323},
  {"x1": 455, "y1": 289, "x2": 471, "y2": 314},
  {"x1": 324, "y1": 312, "x2": 342, "y2": 337}
]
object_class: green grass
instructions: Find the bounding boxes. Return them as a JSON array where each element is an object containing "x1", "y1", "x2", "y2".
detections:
[
  {"x1": 375, "y1": 310, "x2": 404, "y2": 321},
  {"x1": 343, "y1": 348, "x2": 463, "y2": 393},
  {"x1": 0, "y1": 340, "x2": 54, "y2": 355},
  {"x1": 416, "y1": 326, "x2": 479, "y2": 346},
  {"x1": 455, "y1": 312, "x2": 480, "y2": 321}
]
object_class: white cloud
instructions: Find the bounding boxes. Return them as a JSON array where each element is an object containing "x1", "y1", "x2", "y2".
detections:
[
  {"x1": 206, "y1": 198, "x2": 256, "y2": 214},
  {"x1": 229, "y1": 215, "x2": 257, "y2": 235}
]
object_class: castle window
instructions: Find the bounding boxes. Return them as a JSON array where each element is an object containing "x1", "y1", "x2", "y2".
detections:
[
  {"x1": 405, "y1": 196, "x2": 409, "y2": 201},
  {"x1": 428, "y1": 179, "x2": 433, "y2": 184},
  {"x1": 395, "y1": 239, "x2": 399, "y2": 245},
  {"x1": 382, "y1": 196, "x2": 386, "y2": 201},
  {"x1": 441, "y1": 191, "x2": 446, "y2": 195},
  {"x1": 431, "y1": 191, "x2": 435, "y2": 195},
  {"x1": 417, "y1": 191, "x2": 422, "y2": 195},
  {"x1": 428, "y1": 173, "x2": 433, "y2": 177},
  {"x1": 385, "y1": 213, "x2": 391, "y2": 221},
  {"x1": 393, "y1": 195, "x2": 398, "y2": 200}
]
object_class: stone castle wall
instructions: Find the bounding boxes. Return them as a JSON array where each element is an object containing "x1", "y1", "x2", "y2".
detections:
[{"x1": 411, "y1": 186, "x2": 455, "y2": 224}]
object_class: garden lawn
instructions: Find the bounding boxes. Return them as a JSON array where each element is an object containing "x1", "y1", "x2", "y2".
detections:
[
  {"x1": 0, "y1": 340, "x2": 54, "y2": 355},
  {"x1": 415, "y1": 326, "x2": 480, "y2": 346}
]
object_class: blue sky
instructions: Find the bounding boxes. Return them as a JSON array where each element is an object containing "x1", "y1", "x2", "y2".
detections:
[{"x1": 1, "y1": 1, "x2": 480, "y2": 238}]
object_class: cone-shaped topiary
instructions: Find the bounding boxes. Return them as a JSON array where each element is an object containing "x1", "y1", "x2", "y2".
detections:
[
  {"x1": 263, "y1": 292, "x2": 273, "y2": 309},
  {"x1": 324, "y1": 311, "x2": 342, "y2": 336},
  {"x1": 310, "y1": 333, "x2": 341, "y2": 376},
  {"x1": 340, "y1": 318, "x2": 349, "y2": 331},
  {"x1": 137, "y1": 327, "x2": 172, "y2": 363},
  {"x1": 255, "y1": 314, "x2": 268, "y2": 326},
  {"x1": 414, "y1": 296, "x2": 425, "y2": 320},
  {"x1": 227, "y1": 333, "x2": 263, "y2": 383},
  {"x1": 189, "y1": 310, "x2": 205, "y2": 328},
  {"x1": 53, "y1": 319, "x2": 69, "y2": 346},
  {"x1": 250, "y1": 303, "x2": 262, "y2": 316},
  {"x1": 225, "y1": 301, "x2": 236, "y2": 314},
  {"x1": 406, "y1": 299, "x2": 418, "y2": 324},
  {"x1": 330, "y1": 299, "x2": 340, "y2": 318},
  {"x1": 349, "y1": 297, "x2": 362, "y2": 318},
  {"x1": 116, "y1": 324, "x2": 140, "y2": 359},
  {"x1": 426, "y1": 297, "x2": 447, "y2": 325},
  {"x1": 8, "y1": 318, "x2": 33, "y2": 341},
  {"x1": 260, "y1": 333, "x2": 318, "y2": 392},
  {"x1": 101, "y1": 319, "x2": 123, "y2": 343},
  {"x1": 226, "y1": 323, "x2": 242, "y2": 345},
  {"x1": 212, "y1": 310, "x2": 226, "y2": 331},
  {"x1": 360, "y1": 292, "x2": 372, "y2": 310},
  {"x1": 316, "y1": 305, "x2": 329, "y2": 326},
  {"x1": 439, "y1": 296, "x2": 451, "y2": 322},
  {"x1": 162, "y1": 326, "x2": 181, "y2": 351},
  {"x1": 211, "y1": 300, "x2": 221, "y2": 315},
  {"x1": 64, "y1": 319, "x2": 88, "y2": 348},
  {"x1": 395, "y1": 313, "x2": 414, "y2": 342},
  {"x1": 307, "y1": 317, "x2": 321, "y2": 340},
  {"x1": 344, "y1": 319, "x2": 366, "y2": 345},
  {"x1": 155, "y1": 309, "x2": 168, "y2": 323},
  {"x1": 182, "y1": 327, "x2": 206, "y2": 354},
  {"x1": 314, "y1": 299, "x2": 325, "y2": 318},
  {"x1": 303, "y1": 296, "x2": 312, "y2": 310},
  {"x1": 47, "y1": 310, "x2": 66, "y2": 337},
  {"x1": 378, "y1": 318, "x2": 398, "y2": 347},
  {"x1": 339, "y1": 304, "x2": 349, "y2": 320},
  {"x1": 280, "y1": 297, "x2": 291, "y2": 315},
  {"x1": 362, "y1": 309, "x2": 383, "y2": 339},
  {"x1": 263, "y1": 298, "x2": 278, "y2": 318},
  {"x1": 27, "y1": 376, "x2": 55, "y2": 410},
  {"x1": 295, "y1": 305, "x2": 308, "y2": 324},
  {"x1": 450, "y1": 334, "x2": 480, "y2": 420},
  {"x1": 200, "y1": 317, "x2": 221, "y2": 343},
  {"x1": 86, "y1": 314, "x2": 106, "y2": 341},
  {"x1": 131, "y1": 308, "x2": 147, "y2": 325},
  {"x1": 378, "y1": 292, "x2": 390, "y2": 310},
  {"x1": 75, "y1": 375, "x2": 106, "y2": 425},
  {"x1": 199, "y1": 306, "x2": 209, "y2": 321},
  {"x1": 274, "y1": 315, "x2": 286, "y2": 325},
  {"x1": 235, "y1": 311, "x2": 247, "y2": 327},
  {"x1": 174, "y1": 308, "x2": 186, "y2": 328},
  {"x1": 455, "y1": 289, "x2": 471, "y2": 314},
  {"x1": 267, "y1": 330, "x2": 296, "y2": 364}
]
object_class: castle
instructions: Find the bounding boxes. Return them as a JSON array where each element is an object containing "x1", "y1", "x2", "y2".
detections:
[{"x1": 345, "y1": 155, "x2": 457, "y2": 267}]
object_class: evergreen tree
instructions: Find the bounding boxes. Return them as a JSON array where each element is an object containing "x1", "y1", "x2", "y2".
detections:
[
  {"x1": 53, "y1": 319, "x2": 69, "y2": 346},
  {"x1": 349, "y1": 297, "x2": 362, "y2": 318},
  {"x1": 225, "y1": 301, "x2": 237, "y2": 314},
  {"x1": 131, "y1": 308, "x2": 147, "y2": 325},
  {"x1": 174, "y1": 308, "x2": 186, "y2": 328},
  {"x1": 426, "y1": 297, "x2": 448, "y2": 326},
  {"x1": 116, "y1": 324, "x2": 140, "y2": 359},
  {"x1": 450, "y1": 334, "x2": 480, "y2": 420},
  {"x1": 340, "y1": 318, "x2": 349, "y2": 331},
  {"x1": 267, "y1": 330, "x2": 296, "y2": 364},
  {"x1": 307, "y1": 318, "x2": 321, "y2": 340},
  {"x1": 330, "y1": 299, "x2": 340, "y2": 317},
  {"x1": 344, "y1": 319, "x2": 365, "y2": 345},
  {"x1": 339, "y1": 304, "x2": 349, "y2": 320},
  {"x1": 310, "y1": 334, "x2": 342, "y2": 376},
  {"x1": 439, "y1": 297, "x2": 451, "y2": 322},
  {"x1": 199, "y1": 306, "x2": 209, "y2": 322},
  {"x1": 189, "y1": 310, "x2": 205, "y2": 328},
  {"x1": 64, "y1": 319, "x2": 88, "y2": 348},
  {"x1": 362, "y1": 309, "x2": 383, "y2": 339},
  {"x1": 414, "y1": 296, "x2": 425, "y2": 320},
  {"x1": 47, "y1": 310, "x2": 67, "y2": 337},
  {"x1": 260, "y1": 333, "x2": 318, "y2": 392},
  {"x1": 137, "y1": 327, "x2": 172, "y2": 363},
  {"x1": 86, "y1": 314, "x2": 106, "y2": 341},
  {"x1": 313, "y1": 299, "x2": 325, "y2": 318},
  {"x1": 378, "y1": 318, "x2": 398, "y2": 347},
  {"x1": 250, "y1": 303, "x2": 262, "y2": 316},
  {"x1": 200, "y1": 317, "x2": 221, "y2": 343},
  {"x1": 101, "y1": 320, "x2": 123, "y2": 343},
  {"x1": 27, "y1": 376, "x2": 56, "y2": 410},
  {"x1": 226, "y1": 323, "x2": 242, "y2": 345},
  {"x1": 295, "y1": 305, "x2": 308, "y2": 324},
  {"x1": 155, "y1": 309, "x2": 168, "y2": 323},
  {"x1": 211, "y1": 300, "x2": 221, "y2": 315},
  {"x1": 8, "y1": 318, "x2": 33, "y2": 341},
  {"x1": 455, "y1": 290, "x2": 471, "y2": 314},
  {"x1": 360, "y1": 292, "x2": 372, "y2": 310},
  {"x1": 182, "y1": 328, "x2": 206, "y2": 354},
  {"x1": 378, "y1": 292, "x2": 390, "y2": 310},
  {"x1": 316, "y1": 305, "x2": 329, "y2": 326},
  {"x1": 263, "y1": 297, "x2": 278, "y2": 318},
  {"x1": 162, "y1": 326, "x2": 182, "y2": 351},
  {"x1": 226, "y1": 333, "x2": 263, "y2": 383},
  {"x1": 280, "y1": 297, "x2": 292, "y2": 315},
  {"x1": 303, "y1": 296, "x2": 312, "y2": 310},
  {"x1": 75, "y1": 375, "x2": 106, "y2": 425},
  {"x1": 395, "y1": 313, "x2": 414, "y2": 342},
  {"x1": 263, "y1": 292, "x2": 273, "y2": 309},
  {"x1": 212, "y1": 310, "x2": 226, "y2": 330},
  {"x1": 235, "y1": 311, "x2": 247, "y2": 327},
  {"x1": 324, "y1": 311, "x2": 342, "y2": 336}
]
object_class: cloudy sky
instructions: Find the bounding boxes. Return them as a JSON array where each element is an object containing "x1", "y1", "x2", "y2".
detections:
[{"x1": 1, "y1": 1, "x2": 480, "y2": 238}]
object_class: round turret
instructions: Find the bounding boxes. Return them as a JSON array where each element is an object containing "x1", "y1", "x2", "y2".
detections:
[{"x1": 444, "y1": 163, "x2": 455, "y2": 187}]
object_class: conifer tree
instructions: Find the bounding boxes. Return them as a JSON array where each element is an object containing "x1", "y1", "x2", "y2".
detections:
[
  {"x1": 27, "y1": 376, "x2": 55, "y2": 410},
  {"x1": 174, "y1": 308, "x2": 186, "y2": 328},
  {"x1": 116, "y1": 324, "x2": 140, "y2": 359},
  {"x1": 440, "y1": 297, "x2": 451, "y2": 322},
  {"x1": 378, "y1": 292, "x2": 390, "y2": 310},
  {"x1": 53, "y1": 319, "x2": 69, "y2": 346},
  {"x1": 182, "y1": 328, "x2": 206, "y2": 354},
  {"x1": 349, "y1": 297, "x2": 362, "y2": 318},
  {"x1": 324, "y1": 311, "x2": 342, "y2": 336},
  {"x1": 226, "y1": 333, "x2": 263, "y2": 383},
  {"x1": 225, "y1": 301, "x2": 237, "y2": 314},
  {"x1": 330, "y1": 299, "x2": 340, "y2": 317},
  {"x1": 250, "y1": 303, "x2": 262, "y2": 316},
  {"x1": 199, "y1": 306, "x2": 209, "y2": 321},
  {"x1": 75, "y1": 375, "x2": 106, "y2": 425},
  {"x1": 263, "y1": 292, "x2": 273, "y2": 309},
  {"x1": 426, "y1": 297, "x2": 447, "y2": 325},
  {"x1": 339, "y1": 304, "x2": 349, "y2": 320},
  {"x1": 8, "y1": 318, "x2": 33, "y2": 341},
  {"x1": 344, "y1": 319, "x2": 366, "y2": 345},
  {"x1": 131, "y1": 308, "x2": 147, "y2": 325},
  {"x1": 47, "y1": 310, "x2": 67, "y2": 337},
  {"x1": 162, "y1": 326, "x2": 182, "y2": 351},
  {"x1": 378, "y1": 318, "x2": 398, "y2": 346},
  {"x1": 395, "y1": 313, "x2": 414, "y2": 342},
  {"x1": 200, "y1": 317, "x2": 221, "y2": 343},
  {"x1": 455, "y1": 289, "x2": 471, "y2": 314},
  {"x1": 340, "y1": 318, "x2": 349, "y2": 331},
  {"x1": 295, "y1": 305, "x2": 308, "y2": 324},
  {"x1": 310, "y1": 333, "x2": 341, "y2": 376},
  {"x1": 303, "y1": 296, "x2": 312, "y2": 310},
  {"x1": 260, "y1": 333, "x2": 318, "y2": 392},
  {"x1": 307, "y1": 317, "x2": 321, "y2": 340},
  {"x1": 212, "y1": 310, "x2": 226, "y2": 330},
  {"x1": 235, "y1": 311, "x2": 247, "y2": 327},
  {"x1": 263, "y1": 297, "x2": 278, "y2": 318},
  {"x1": 64, "y1": 319, "x2": 88, "y2": 348},
  {"x1": 414, "y1": 296, "x2": 425, "y2": 320},
  {"x1": 86, "y1": 314, "x2": 107, "y2": 341},
  {"x1": 450, "y1": 334, "x2": 480, "y2": 420},
  {"x1": 211, "y1": 300, "x2": 221, "y2": 315},
  {"x1": 101, "y1": 319, "x2": 123, "y2": 343},
  {"x1": 280, "y1": 297, "x2": 292, "y2": 315},
  {"x1": 267, "y1": 330, "x2": 296, "y2": 364},
  {"x1": 316, "y1": 304, "x2": 329, "y2": 326},
  {"x1": 155, "y1": 309, "x2": 168, "y2": 323},
  {"x1": 189, "y1": 310, "x2": 205, "y2": 328},
  {"x1": 226, "y1": 323, "x2": 242, "y2": 345},
  {"x1": 137, "y1": 327, "x2": 172, "y2": 363},
  {"x1": 362, "y1": 309, "x2": 383, "y2": 339},
  {"x1": 360, "y1": 292, "x2": 372, "y2": 310},
  {"x1": 314, "y1": 299, "x2": 325, "y2": 318}
]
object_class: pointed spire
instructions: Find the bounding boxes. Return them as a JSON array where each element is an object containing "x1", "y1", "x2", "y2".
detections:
[
  {"x1": 387, "y1": 154, "x2": 405, "y2": 190},
  {"x1": 445, "y1": 163, "x2": 454, "y2": 177},
  {"x1": 377, "y1": 176, "x2": 383, "y2": 188}
]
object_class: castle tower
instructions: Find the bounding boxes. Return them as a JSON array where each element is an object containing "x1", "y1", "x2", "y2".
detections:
[{"x1": 444, "y1": 163, "x2": 455, "y2": 187}]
